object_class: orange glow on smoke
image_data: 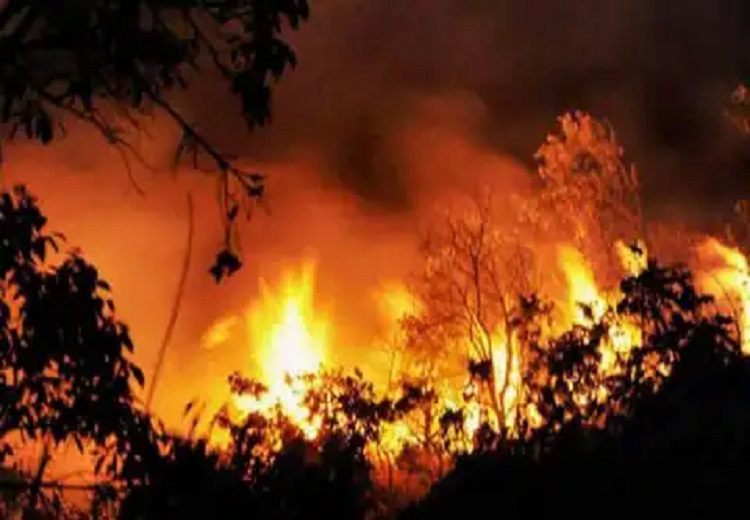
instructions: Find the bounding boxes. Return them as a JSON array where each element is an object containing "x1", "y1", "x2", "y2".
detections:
[{"x1": 376, "y1": 282, "x2": 422, "y2": 328}]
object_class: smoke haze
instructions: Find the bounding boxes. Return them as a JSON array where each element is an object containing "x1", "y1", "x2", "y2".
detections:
[{"x1": 4, "y1": 0, "x2": 750, "y2": 424}]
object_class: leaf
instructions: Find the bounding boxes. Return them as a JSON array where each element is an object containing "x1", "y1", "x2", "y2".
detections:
[
  {"x1": 209, "y1": 248, "x2": 243, "y2": 284},
  {"x1": 131, "y1": 364, "x2": 145, "y2": 388},
  {"x1": 94, "y1": 454, "x2": 105, "y2": 475},
  {"x1": 122, "y1": 332, "x2": 134, "y2": 352}
]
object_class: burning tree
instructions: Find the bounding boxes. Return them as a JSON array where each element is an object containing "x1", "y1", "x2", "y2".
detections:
[
  {"x1": 519, "y1": 252, "x2": 740, "y2": 439},
  {"x1": 403, "y1": 256, "x2": 745, "y2": 520},
  {"x1": 529, "y1": 112, "x2": 644, "y2": 285},
  {"x1": 403, "y1": 189, "x2": 538, "y2": 442}
]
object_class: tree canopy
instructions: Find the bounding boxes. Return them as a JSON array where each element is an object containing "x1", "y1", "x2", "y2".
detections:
[{"x1": 0, "y1": 0, "x2": 310, "y2": 280}]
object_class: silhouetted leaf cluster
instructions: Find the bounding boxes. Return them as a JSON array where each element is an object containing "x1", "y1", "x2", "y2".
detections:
[
  {"x1": 0, "y1": 184, "x2": 159, "y2": 518},
  {"x1": 0, "y1": 0, "x2": 308, "y2": 143},
  {"x1": 0, "y1": 0, "x2": 310, "y2": 282},
  {"x1": 118, "y1": 369, "x2": 428, "y2": 519},
  {"x1": 403, "y1": 255, "x2": 748, "y2": 519},
  {"x1": 0, "y1": 185, "x2": 144, "y2": 461}
]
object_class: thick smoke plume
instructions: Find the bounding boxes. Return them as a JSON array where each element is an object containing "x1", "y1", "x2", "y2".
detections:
[{"x1": 195, "y1": 0, "x2": 750, "y2": 214}]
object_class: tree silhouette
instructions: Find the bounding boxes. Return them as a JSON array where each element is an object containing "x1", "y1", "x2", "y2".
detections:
[
  {"x1": 0, "y1": 0, "x2": 310, "y2": 280},
  {"x1": 402, "y1": 254, "x2": 748, "y2": 519},
  {"x1": 0, "y1": 184, "x2": 151, "y2": 517},
  {"x1": 117, "y1": 369, "x2": 425, "y2": 520}
]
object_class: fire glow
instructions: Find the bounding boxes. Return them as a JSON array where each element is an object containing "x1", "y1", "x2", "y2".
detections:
[
  {"x1": 203, "y1": 262, "x2": 327, "y2": 439},
  {"x1": 199, "y1": 235, "x2": 750, "y2": 454}
]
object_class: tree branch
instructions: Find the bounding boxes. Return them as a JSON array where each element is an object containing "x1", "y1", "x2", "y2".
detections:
[{"x1": 145, "y1": 191, "x2": 195, "y2": 411}]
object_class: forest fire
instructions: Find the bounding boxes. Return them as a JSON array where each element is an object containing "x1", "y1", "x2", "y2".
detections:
[
  {"x1": 160, "y1": 111, "x2": 750, "y2": 505},
  {"x1": 202, "y1": 262, "x2": 328, "y2": 438},
  {"x1": 3, "y1": 1, "x2": 750, "y2": 517},
  {"x1": 196, "y1": 225, "x2": 750, "y2": 462},
  {"x1": 5, "y1": 113, "x2": 750, "y2": 516}
]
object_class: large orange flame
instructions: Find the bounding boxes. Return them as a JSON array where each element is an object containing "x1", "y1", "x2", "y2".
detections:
[
  {"x1": 558, "y1": 243, "x2": 642, "y2": 371},
  {"x1": 203, "y1": 261, "x2": 328, "y2": 438},
  {"x1": 197, "y1": 235, "x2": 750, "y2": 459},
  {"x1": 696, "y1": 238, "x2": 750, "y2": 353},
  {"x1": 558, "y1": 245, "x2": 607, "y2": 326}
]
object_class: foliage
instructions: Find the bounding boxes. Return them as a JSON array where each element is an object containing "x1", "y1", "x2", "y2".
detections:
[
  {"x1": 402, "y1": 256, "x2": 748, "y2": 520},
  {"x1": 0, "y1": 184, "x2": 145, "y2": 457},
  {"x1": 119, "y1": 369, "x2": 427, "y2": 520},
  {"x1": 519, "y1": 255, "x2": 738, "y2": 438},
  {"x1": 0, "y1": 184, "x2": 154, "y2": 518},
  {"x1": 526, "y1": 112, "x2": 643, "y2": 283},
  {"x1": 0, "y1": 0, "x2": 310, "y2": 281}
]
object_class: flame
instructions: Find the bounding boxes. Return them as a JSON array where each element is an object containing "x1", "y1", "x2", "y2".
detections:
[
  {"x1": 202, "y1": 240, "x2": 657, "y2": 455},
  {"x1": 615, "y1": 239, "x2": 648, "y2": 277},
  {"x1": 558, "y1": 244, "x2": 642, "y2": 371},
  {"x1": 201, "y1": 316, "x2": 240, "y2": 351},
  {"x1": 489, "y1": 330, "x2": 522, "y2": 429},
  {"x1": 558, "y1": 245, "x2": 607, "y2": 325},
  {"x1": 233, "y1": 261, "x2": 327, "y2": 438},
  {"x1": 696, "y1": 238, "x2": 750, "y2": 353}
]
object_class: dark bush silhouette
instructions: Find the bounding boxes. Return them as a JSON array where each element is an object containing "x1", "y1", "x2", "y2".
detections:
[
  {"x1": 116, "y1": 369, "x2": 424, "y2": 520},
  {"x1": 401, "y1": 256, "x2": 750, "y2": 519},
  {"x1": 0, "y1": 184, "x2": 151, "y2": 517}
]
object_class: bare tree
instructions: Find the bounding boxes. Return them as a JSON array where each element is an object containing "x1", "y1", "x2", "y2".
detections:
[{"x1": 403, "y1": 189, "x2": 536, "y2": 441}]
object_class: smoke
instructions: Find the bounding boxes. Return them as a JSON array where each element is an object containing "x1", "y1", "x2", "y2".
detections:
[
  {"x1": 3, "y1": 0, "x2": 750, "y2": 425},
  {"x1": 192, "y1": 0, "x2": 750, "y2": 215}
]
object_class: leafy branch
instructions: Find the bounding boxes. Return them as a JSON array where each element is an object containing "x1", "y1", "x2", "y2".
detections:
[{"x1": 0, "y1": 0, "x2": 310, "y2": 282}]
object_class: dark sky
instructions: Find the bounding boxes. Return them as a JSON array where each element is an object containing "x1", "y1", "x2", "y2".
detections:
[{"x1": 190, "y1": 0, "x2": 750, "y2": 222}]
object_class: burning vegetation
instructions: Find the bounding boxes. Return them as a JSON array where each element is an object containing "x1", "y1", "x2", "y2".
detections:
[
  {"x1": 181, "y1": 112, "x2": 750, "y2": 512},
  {"x1": 2, "y1": 111, "x2": 745, "y2": 518},
  {"x1": 4, "y1": 0, "x2": 750, "y2": 518},
  {"x1": 187, "y1": 113, "x2": 750, "y2": 458},
  {"x1": 4, "y1": 73, "x2": 750, "y2": 519}
]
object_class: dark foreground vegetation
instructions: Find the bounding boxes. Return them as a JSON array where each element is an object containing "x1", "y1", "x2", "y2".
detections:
[{"x1": 2, "y1": 182, "x2": 750, "y2": 519}]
